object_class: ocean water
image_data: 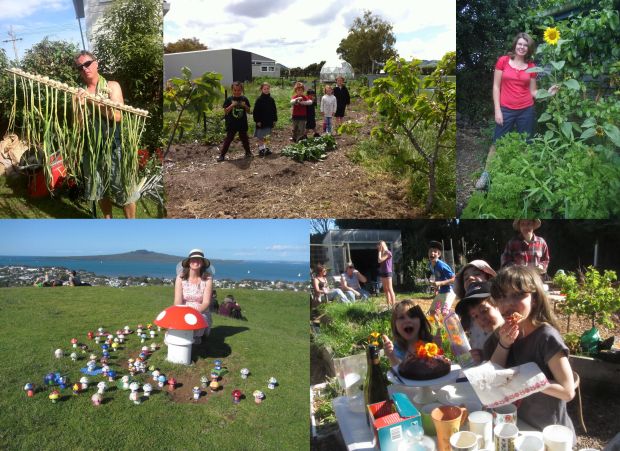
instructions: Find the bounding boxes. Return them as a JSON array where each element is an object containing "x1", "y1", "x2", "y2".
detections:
[{"x1": 0, "y1": 256, "x2": 309, "y2": 282}]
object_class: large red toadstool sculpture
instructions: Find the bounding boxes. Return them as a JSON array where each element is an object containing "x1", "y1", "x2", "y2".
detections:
[{"x1": 154, "y1": 305, "x2": 207, "y2": 365}]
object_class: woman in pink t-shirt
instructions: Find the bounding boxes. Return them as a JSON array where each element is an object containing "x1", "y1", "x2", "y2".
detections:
[
  {"x1": 493, "y1": 32, "x2": 559, "y2": 142},
  {"x1": 476, "y1": 32, "x2": 559, "y2": 190}
]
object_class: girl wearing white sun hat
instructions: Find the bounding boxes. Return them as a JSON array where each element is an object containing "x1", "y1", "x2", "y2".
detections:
[{"x1": 174, "y1": 249, "x2": 213, "y2": 344}]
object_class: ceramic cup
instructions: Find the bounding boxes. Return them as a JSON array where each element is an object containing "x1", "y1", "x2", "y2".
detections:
[
  {"x1": 468, "y1": 411, "x2": 493, "y2": 449},
  {"x1": 450, "y1": 431, "x2": 479, "y2": 451},
  {"x1": 493, "y1": 404, "x2": 517, "y2": 427},
  {"x1": 494, "y1": 423, "x2": 519, "y2": 451},
  {"x1": 542, "y1": 425, "x2": 573, "y2": 451},
  {"x1": 421, "y1": 403, "x2": 443, "y2": 436},
  {"x1": 515, "y1": 435, "x2": 545, "y2": 451},
  {"x1": 431, "y1": 405, "x2": 469, "y2": 451}
]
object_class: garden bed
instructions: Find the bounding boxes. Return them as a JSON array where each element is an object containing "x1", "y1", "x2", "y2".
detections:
[{"x1": 163, "y1": 97, "x2": 417, "y2": 219}]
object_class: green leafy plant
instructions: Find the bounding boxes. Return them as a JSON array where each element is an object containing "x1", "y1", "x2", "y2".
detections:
[
  {"x1": 281, "y1": 135, "x2": 336, "y2": 162},
  {"x1": 553, "y1": 266, "x2": 620, "y2": 330},
  {"x1": 462, "y1": 132, "x2": 620, "y2": 218},
  {"x1": 361, "y1": 52, "x2": 455, "y2": 213},
  {"x1": 163, "y1": 67, "x2": 223, "y2": 145}
]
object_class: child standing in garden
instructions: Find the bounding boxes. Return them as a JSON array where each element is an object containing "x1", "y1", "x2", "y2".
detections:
[
  {"x1": 333, "y1": 76, "x2": 350, "y2": 131},
  {"x1": 428, "y1": 241, "x2": 456, "y2": 312},
  {"x1": 252, "y1": 82, "x2": 277, "y2": 157},
  {"x1": 290, "y1": 81, "x2": 313, "y2": 142},
  {"x1": 320, "y1": 85, "x2": 337, "y2": 135},
  {"x1": 218, "y1": 81, "x2": 252, "y2": 162},
  {"x1": 305, "y1": 88, "x2": 319, "y2": 138},
  {"x1": 485, "y1": 265, "x2": 576, "y2": 440},
  {"x1": 382, "y1": 300, "x2": 439, "y2": 366}
]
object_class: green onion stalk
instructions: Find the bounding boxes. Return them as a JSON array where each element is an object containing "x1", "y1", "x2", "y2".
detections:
[{"x1": 6, "y1": 68, "x2": 148, "y2": 199}]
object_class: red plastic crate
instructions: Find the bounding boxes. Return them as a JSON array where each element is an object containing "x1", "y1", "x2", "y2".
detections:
[{"x1": 28, "y1": 154, "x2": 67, "y2": 197}]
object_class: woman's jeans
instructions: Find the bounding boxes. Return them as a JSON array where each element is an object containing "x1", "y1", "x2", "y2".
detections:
[
  {"x1": 327, "y1": 288, "x2": 350, "y2": 303},
  {"x1": 494, "y1": 105, "x2": 535, "y2": 142}
]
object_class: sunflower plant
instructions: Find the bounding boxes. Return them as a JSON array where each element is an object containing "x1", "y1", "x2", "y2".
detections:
[{"x1": 525, "y1": 26, "x2": 584, "y2": 143}]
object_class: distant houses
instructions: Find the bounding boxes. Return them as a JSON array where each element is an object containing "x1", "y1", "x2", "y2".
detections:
[{"x1": 164, "y1": 48, "x2": 287, "y2": 85}]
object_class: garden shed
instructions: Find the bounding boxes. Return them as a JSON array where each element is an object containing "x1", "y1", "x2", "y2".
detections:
[
  {"x1": 315, "y1": 229, "x2": 402, "y2": 286},
  {"x1": 319, "y1": 58, "x2": 355, "y2": 82}
]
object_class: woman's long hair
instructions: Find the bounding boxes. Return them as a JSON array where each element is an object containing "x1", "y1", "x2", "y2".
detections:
[
  {"x1": 490, "y1": 265, "x2": 559, "y2": 330},
  {"x1": 508, "y1": 32, "x2": 536, "y2": 61}
]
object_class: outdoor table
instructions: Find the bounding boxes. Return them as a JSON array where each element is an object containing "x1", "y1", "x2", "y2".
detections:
[{"x1": 333, "y1": 381, "x2": 543, "y2": 451}]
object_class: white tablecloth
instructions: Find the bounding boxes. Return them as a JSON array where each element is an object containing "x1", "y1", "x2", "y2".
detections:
[{"x1": 333, "y1": 389, "x2": 543, "y2": 451}]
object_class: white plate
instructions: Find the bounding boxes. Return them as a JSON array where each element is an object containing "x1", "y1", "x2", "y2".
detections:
[
  {"x1": 436, "y1": 382, "x2": 481, "y2": 407},
  {"x1": 387, "y1": 364, "x2": 462, "y2": 387}
]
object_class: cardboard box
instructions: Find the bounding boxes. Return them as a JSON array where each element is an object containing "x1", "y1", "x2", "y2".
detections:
[{"x1": 367, "y1": 392, "x2": 422, "y2": 450}]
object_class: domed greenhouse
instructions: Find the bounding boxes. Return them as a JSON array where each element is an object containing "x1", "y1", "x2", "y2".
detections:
[{"x1": 319, "y1": 58, "x2": 355, "y2": 82}]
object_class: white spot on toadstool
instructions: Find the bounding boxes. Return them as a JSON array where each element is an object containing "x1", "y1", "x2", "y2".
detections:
[
  {"x1": 156, "y1": 311, "x2": 166, "y2": 321},
  {"x1": 184, "y1": 313, "x2": 198, "y2": 325}
]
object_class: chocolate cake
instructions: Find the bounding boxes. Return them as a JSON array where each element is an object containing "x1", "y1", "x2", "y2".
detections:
[{"x1": 398, "y1": 353, "x2": 451, "y2": 381}]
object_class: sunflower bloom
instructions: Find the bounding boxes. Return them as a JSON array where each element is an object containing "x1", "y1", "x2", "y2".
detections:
[{"x1": 544, "y1": 27, "x2": 560, "y2": 45}]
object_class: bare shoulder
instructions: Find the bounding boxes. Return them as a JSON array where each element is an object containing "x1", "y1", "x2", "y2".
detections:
[{"x1": 107, "y1": 80, "x2": 124, "y2": 103}]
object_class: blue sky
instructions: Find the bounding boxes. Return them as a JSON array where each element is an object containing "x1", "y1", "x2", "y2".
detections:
[
  {"x1": 0, "y1": 219, "x2": 310, "y2": 262},
  {"x1": 0, "y1": 1, "x2": 84, "y2": 61}
]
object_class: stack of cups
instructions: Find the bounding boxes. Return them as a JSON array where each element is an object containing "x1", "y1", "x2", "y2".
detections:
[{"x1": 542, "y1": 425, "x2": 574, "y2": 451}]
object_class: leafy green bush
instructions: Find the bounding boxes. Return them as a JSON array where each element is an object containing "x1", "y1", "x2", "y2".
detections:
[
  {"x1": 281, "y1": 135, "x2": 336, "y2": 162},
  {"x1": 462, "y1": 133, "x2": 620, "y2": 218},
  {"x1": 554, "y1": 266, "x2": 620, "y2": 330}
]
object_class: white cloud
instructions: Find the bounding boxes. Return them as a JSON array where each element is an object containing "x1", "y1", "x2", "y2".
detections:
[
  {"x1": 165, "y1": 0, "x2": 455, "y2": 67},
  {"x1": 0, "y1": 0, "x2": 67, "y2": 20}
]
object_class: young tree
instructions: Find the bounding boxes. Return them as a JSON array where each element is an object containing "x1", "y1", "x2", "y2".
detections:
[
  {"x1": 363, "y1": 52, "x2": 456, "y2": 213},
  {"x1": 164, "y1": 37, "x2": 208, "y2": 54},
  {"x1": 91, "y1": 0, "x2": 163, "y2": 149},
  {"x1": 337, "y1": 10, "x2": 398, "y2": 74}
]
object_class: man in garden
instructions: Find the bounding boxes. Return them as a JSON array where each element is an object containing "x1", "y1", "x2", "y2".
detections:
[
  {"x1": 340, "y1": 262, "x2": 370, "y2": 302},
  {"x1": 75, "y1": 50, "x2": 139, "y2": 218},
  {"x1": 501, "y1": 219, "x2": 550, "y2": 276}
]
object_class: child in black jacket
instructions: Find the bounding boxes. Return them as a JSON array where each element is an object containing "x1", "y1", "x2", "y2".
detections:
[{"x1": 252, "y1": 82, "x2": 278, "y2": 156}]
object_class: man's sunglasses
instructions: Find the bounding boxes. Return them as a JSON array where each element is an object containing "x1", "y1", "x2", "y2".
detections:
[{"x1": 76, "y1": 60, "x2": 95, "y2": 71}]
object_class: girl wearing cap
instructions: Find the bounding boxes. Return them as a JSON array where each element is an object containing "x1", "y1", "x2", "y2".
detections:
[
  {"x1": 501, "y1": 219, "x2": 549, "y2": 275},
  {"x1": 454, "y1": 259, "x2": 499, "y2": 362},
  {"x1": 377, "y1": 241, "x2": 396, "y2": 308},
  {"x1": 455, "y1": 281, "x2": 504, "y2": 363},
  {"x1": 174, "y1": 249, "x2": 213, "y2": 344}
]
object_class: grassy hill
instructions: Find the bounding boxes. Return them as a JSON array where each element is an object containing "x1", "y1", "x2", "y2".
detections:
[{"x1": 0, "y1": 286, "x2": 309, "y2": 450}]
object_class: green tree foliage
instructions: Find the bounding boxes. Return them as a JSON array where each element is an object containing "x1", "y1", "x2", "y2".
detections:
[
  {"x1": 20, "y1": 38, "x2": 80, "y2": 84},
  {"x1": 337, "y1": 10, "x2": 398, "y2": 74},
  {"x1": 164, "y1": 37, "x2": 208, "y2": 54},
  {"x1": 91, "y1": 0, "x2": 163, "y2": 149},
  {"x1": 163, "y1": 67, "x2": 223, "y2": 145},
  {"x1": 0, "y1": 49, "x2": 11, "y2": 136},
  {"x1": 362, "y1": 52, "x2": 456, "y2": 213}
]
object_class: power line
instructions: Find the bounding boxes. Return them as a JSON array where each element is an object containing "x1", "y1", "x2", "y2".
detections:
[{"x1": 2, "y1": 26, "x2": 22, "y2": 62}]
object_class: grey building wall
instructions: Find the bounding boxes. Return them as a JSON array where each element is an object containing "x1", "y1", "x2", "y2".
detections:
[
  {"x1": 164, "y1": 49, "x2": 233, "y2": 85},
  {"x1": 164, "y1": 49, "x2": 253, "y2": 86},
  {"x1": 251, "y1": 53, "x2": 281, "y2": 78}
]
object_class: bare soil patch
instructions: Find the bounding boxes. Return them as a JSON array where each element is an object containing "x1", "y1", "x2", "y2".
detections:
[
  {"x1": 163, "y1": 100, "x2": 418, "y2": 218},
  {"x1": 457, "y1": 126, "x2": 490, "y2": 216}
]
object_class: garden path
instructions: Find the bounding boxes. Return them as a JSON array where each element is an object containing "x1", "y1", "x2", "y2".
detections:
[{"x1": 163, "y1": 99, "x2": 418, "y2": 218}]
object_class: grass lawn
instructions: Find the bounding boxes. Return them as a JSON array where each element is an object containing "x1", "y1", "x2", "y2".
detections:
[
  {"x1": 313, "y1": 293, "x2": 433, "y2": 358},
  {"x1": 0, "y1": 177, "x2": 164, "y2": 218},
  {"x1": 0, "y1": 286, "x2": 309, "y2": 450}
]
